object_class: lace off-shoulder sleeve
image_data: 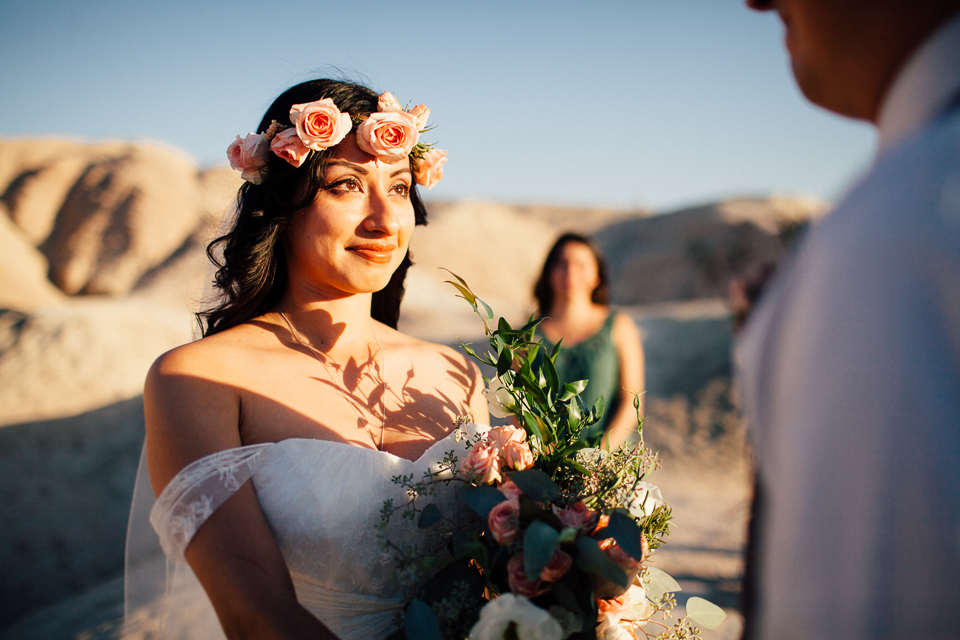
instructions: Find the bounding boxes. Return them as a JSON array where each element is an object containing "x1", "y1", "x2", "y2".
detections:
[{"x1": 149, "y1": 445, "x2": 272, "y2": 563}]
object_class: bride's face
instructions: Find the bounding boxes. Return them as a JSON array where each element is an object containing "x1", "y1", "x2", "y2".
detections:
[{"x1": 285, "y1": 133, "x2": 416, "y2": 297}]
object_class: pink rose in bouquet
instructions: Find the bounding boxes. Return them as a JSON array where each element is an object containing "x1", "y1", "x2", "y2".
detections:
[
  {"x1": 554, "y1": 502, "x2": 599, "y2": 531},
  {"x1": 487, "y1": 425, "x2": 526, "y2": 449},
  {"x1": 270, "y1": 128, "x2": 311, "y2": 168},
  {"x1": 463, "y1": 440, "x2": 502, "y2": 485},
  {"x1": 507, "y1": 553, "x2": 550, "y2": 598},
  {"x1": 289, "y1": 98, "x2": 352, "y2": 151},
  {"x1": 590, "y1": 536, "x2": 646, "y2": 599},
  {"x1": 488, "y1": 499, "x2": 520, "y2": 546},
  {"x1": 598, "y1": 536, "x2": 647, "y2": 570},
  {"x1": 227, "y1": 133, "x2": 270, "y2": 184},
  {"x1": 413, "y1": 148, "x2": 447, "y2": 190},
  {"x1": 356, "y1": 111, "x2": 419, "y2": 163},
  {"x1": 502, "y1": 439, "x2": 534, "y2": 471},
  {"x1": 539, "y1": 548, "x2": 573, "y2": 582},
  {"x1": 499, "y1": 478, "x2": 524, "y2": 501}
]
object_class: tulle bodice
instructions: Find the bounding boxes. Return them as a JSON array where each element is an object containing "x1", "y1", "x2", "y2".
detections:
[{"x1": 143, "y1": 428, "x2": 473, "y2": 640}]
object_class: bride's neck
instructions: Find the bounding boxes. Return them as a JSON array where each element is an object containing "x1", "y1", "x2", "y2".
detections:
[{"x1": 277, "y1": 288, "x2": 378, "y2": 356}]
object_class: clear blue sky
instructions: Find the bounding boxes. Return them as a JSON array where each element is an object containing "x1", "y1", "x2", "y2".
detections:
[{"x1": 0, "y1": 0, "x2": 876, "y2": 212}]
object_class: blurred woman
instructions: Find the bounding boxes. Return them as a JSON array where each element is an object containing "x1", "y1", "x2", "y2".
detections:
[{"x1": 534, "y1": 233, "x2": 644, "y2": 449}]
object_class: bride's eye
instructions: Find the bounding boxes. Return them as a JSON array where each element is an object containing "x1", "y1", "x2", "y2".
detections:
[
  {"x1": 326, "y1": 177, "x2": 362, "y2": 193},
  {"x1": 391, "y1": 182, "x2": 410, "y2": 198}
]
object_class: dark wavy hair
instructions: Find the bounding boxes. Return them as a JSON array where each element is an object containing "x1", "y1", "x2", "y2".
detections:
[
  {"x1": 533, "y1": 232, "x2": 610, "y2": 317},
  {"x1": 198, "y1": 79, "x2": 428, "y2": 336}
]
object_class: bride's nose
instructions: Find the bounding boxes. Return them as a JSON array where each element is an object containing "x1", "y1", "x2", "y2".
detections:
[{"x1": 362, "y1": 189, "x2": 402, "y2": 236}]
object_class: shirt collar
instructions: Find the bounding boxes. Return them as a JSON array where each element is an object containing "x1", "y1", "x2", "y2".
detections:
[{"x1": 877, "y1": 11, "x2": 960, "y2": 151}]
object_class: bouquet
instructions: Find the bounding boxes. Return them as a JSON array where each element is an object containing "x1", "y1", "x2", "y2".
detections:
[{"x1": 381, "y1": 275, "x2": 725, "y2": 640}]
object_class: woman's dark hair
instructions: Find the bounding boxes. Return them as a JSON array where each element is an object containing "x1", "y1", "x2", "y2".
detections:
[
  {"x1": 533, "y1": 232, "x2": 610, "y2": 317},
  {"x1": 198, "y1": 79, "x2": 428, "y2": 336}
]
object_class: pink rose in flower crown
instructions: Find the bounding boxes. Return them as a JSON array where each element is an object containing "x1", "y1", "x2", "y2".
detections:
[
  {"x1": 270, "y1": 128, "x2": 311, "y2": 168},
  {"x1": 377, "y1": 91, "x2": 403, "y2": 113},
  {"x1": 499, "y1": 478, "x2": 524, "y2": 502},
  {"x1": 289, "y1": 98, "x2": 352, "y2": 151},
  {"x1": 539, "y1": 548, "x2": 573, "y2": 582},
  {"x1": 227, "y1": 133, "x2": 270, "y2": 184},
  {"x1": 407, "y1": 104, "x2": 430, "y2": 130},
  {"x1": 502, "y1": 439, "x2": 534, "y2": 471},
  {"x1": 488, "y1": 498, "x2": 520, "y2": 546},
  {"x1": 414, "y1": 148, "x2": 447, "y2": 190},
  {"x1": 507, "y1": 553, "x2": 550, "y2": 598},
  {"x1": 554, "y1": 502, "x2": 599, "y2": 531},
  {"x1": 356, "y1": 111, "x2": 419, "y2": 163},
  {"x1": 463, "y1": 440, "x2": 502, "y2": 485}
]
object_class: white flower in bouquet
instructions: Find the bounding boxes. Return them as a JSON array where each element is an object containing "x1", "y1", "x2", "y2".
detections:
[
  {"x1": 626, "y1": 481, "x2": 663, "y2": 519},
  {"x1": 484, "y1": 376, "x2": 517, "y2": 419},
  {"x1": 468, "y1": 594, "x2": 563, "y2": 640}
]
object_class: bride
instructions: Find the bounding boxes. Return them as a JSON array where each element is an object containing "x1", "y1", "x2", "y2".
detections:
[{"x1": 127, "y1": 79, "x2": 489, "y2": 640}]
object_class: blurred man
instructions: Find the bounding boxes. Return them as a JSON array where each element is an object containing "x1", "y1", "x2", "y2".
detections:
[{"x1": 737, "y1": 1, "x2": 960, "y2": 638}]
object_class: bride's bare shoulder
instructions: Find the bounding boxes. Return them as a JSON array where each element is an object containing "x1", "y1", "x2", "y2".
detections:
[{"x1": 147, "y1": 322, "x2": 277, "y2": 386}]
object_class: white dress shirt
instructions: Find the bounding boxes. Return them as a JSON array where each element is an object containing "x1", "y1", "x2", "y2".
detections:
[{"x1": 736, "y1": 12, "x2": 960, "y2": 640}]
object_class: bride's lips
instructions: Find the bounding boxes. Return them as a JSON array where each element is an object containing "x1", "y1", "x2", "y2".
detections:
[{"x1": 347, "y1": 242, "x2": 397, "y2": 264}]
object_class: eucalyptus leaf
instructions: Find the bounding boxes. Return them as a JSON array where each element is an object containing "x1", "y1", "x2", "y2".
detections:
[
  {"x1": 551, "y1": 582, "x2": 583, "y2": 617},
  {"x1": 404, "y1": 599, "x2": 441, "y2": 640},
  {"x1": 417, "y1": 503, "x2": 441, "y2": 528},
  {"x1": 644, "y1": 566, "x2": 681, "y2": 600},
  {"x1": 523, "y1": 520, "x2": 560, "y2": 580},
  {"x1": 508, "y1": 469, "x2": 562, "y2": 502},
  {"x1": 573, "y1": 537, "x2": 628, "y2": 588},
  {"x1": 460, "y1": 484, "x2": 506, "y2": 518},
  {"x1": 601, "y1": 510, "x2": 646, "y2": 563},
  {"x1": 685, "y1": 597, "x2": 727, "y2": 629}
]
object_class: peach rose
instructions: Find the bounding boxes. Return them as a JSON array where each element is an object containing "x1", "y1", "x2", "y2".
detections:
[
  {"x1": 554, "y1": 502, "x2": 599, "y2": 531},
  {"x1": 356, "y1": 111, "x2": 419, "y2": 163},
  {"x1": 377, "y1": 90, "x2": 402, "y2": 113},
  {"x1": 507, "y1": 553, "x2": 550, "y2": 598},
  {"x1": 270, "y1": 128, "x2": 311, "y2": 168},
  {"x1": 488, "y1": 498, "x2": 520, "y2": 546},
  {"x1": 414, "y1": 148, "x2": 448, "y2": 190},
  {"x1": 407, "y1": 104, "x2": 430, "y2": 129},
  {"x1": 503, "y1": 440, "x2": 534, "y2": 471},
  {"x1": 289, "y1": 98, "x2": 352, "y2": 151},
  {"x1": 226, "y1": 133, "x2": 270, "y2": 184},
  {"x1": 486, "y1": 425, "x2": 527, "y2": 450},
  {"x1": 596, "y1": 583, "x2": 651, "y2": 637},
  {"x1": 598, "y1": 536, "x2": 645, "y2": 570},
  {"x1": 463, "y1": 440, "x2": 502, "y2": 485},
  {"x1": 499, "y1": 478, "x2": 524, "y2": 502},
  {"x1": 539, "y1": 549, "x2": 573, "y2": 583}
]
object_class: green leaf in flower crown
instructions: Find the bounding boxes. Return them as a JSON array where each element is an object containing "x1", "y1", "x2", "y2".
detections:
[
  {"x1": 460, "y1": 484, "x2": 506, "y2": 518},
  {"x1": 417, "y1": 503, "x2": 441, "y2": 529},
  {"x1": 595, "y1": 510, "x2": 645, "y2": 564},
  {"x1": 644, "y1": 566, "x2": 681, "y2": 600},
  {"x1": 573, "y1": 537, "x2": 628, "y2": 588},
  {"x1": 507, "y1": 469, "x2": 562, "y2": 502},
  {"x1": 404, "y1": 599, "x2": 442, "y2": 640},
  {"x1": 685, "y1": 597, "x2": 727, "y2": 629},
  {"x1": 496, "y1": 345, "x2": 513, "y2": 377},
  {"x1": 523, "y1": 519, "x2": 560, "y2": 580}
]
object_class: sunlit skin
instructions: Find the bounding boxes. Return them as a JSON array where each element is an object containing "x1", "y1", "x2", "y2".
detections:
[
  {"x1": 747, "y1": 0, "x2": 960, "y2": 121},
  {"x1": 142, "y1": 133, "x2": 488, "y2": 640},
  {"x1": 537, "y1": 242, "x2": 645, "y2": 451}
]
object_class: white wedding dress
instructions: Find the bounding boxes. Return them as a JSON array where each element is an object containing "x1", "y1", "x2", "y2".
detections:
[{"x1": 124, "y1": 428, "x2": 474, "y2": 640}]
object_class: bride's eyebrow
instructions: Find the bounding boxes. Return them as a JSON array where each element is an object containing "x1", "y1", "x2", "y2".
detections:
[
  {"x1": 390, "y1": 168, "x2": 412, "y2": 177},
  {"x1": 326, "y1": 160, "x2": 368, "y2": 174}
]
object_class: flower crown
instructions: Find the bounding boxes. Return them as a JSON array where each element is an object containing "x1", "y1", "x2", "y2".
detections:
[{"x1": 227, "y1": 91, "x2": 448, "y2": 189}]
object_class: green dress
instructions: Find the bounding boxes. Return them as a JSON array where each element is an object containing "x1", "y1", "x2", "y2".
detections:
[{"x1": 536, "y1": 312, "x2": 620, "y2": 445}]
